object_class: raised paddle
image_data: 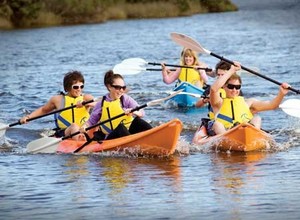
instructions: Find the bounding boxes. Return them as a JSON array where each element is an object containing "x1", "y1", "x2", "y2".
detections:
[
  {"x1": 0, "y1": 99, "x2": 96, "y2": 138},
  {"x1": 170, "y1": 32, "x2": 300, "y2": 94},
  {"x1": 113, "y1": 57, "x2": 212, "y2": 75},
  {"x1": 26, "y1": 90, "x2": 183, "y2": 154}
]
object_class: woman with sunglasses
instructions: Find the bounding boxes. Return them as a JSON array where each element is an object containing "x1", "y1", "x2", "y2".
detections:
[
  {"x1": 210, "y1": 62, "x2": 290, "y2": 135},
  {"x1": 80, "y1": 70, "x2": 152, "y2": 140},
  {"x1": 20, "y1": 70, "x2": 95, "y2": 140}
]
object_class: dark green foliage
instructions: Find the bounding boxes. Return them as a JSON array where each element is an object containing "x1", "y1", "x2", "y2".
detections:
[
  {"x1": 199, "y1": 0, "x2": 237, "y2": 12},
  {"x1": 0, "y1": 0, "x2": 237, "y2": 29},
  {"x1": 4, "y1": 0, "x2": 42, "y2": 27}
]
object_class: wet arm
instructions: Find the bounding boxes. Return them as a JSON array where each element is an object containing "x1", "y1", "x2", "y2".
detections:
[
  {"x1": 250, "y1": 83, "x2": 290, "y2": 112},
  {"x1": 161, "y1": 63, "x2": 181, "y2": 84}
]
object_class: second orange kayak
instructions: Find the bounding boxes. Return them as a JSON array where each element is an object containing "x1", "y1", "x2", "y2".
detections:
[{"x1": 192, "y1": 122, "x2": 274, "y2": 152}]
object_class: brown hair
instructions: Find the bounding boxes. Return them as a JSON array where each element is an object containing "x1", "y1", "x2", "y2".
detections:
[
  {"x1": 104, "y1": 70, "x2": 124, "y2": 87},
  {"x1": 215, "y1": 60, "x2": 231, "y2": 72},
  {"x1": 226, "y1": 73, "x2": 242, "y2": 84},
  {"x1": 63, "y1": 70, "x2": 84, "y2": 92}
]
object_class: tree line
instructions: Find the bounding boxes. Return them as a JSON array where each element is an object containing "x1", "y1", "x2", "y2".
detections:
[{"x1": 0, "y1": 0, "x2": 237, "y2": 29}]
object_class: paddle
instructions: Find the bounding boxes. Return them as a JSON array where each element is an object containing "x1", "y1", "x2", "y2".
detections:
[
  {"x1": 0, "y1": 99, "x2": 96, "y2": 138},
  {"x1": 113, "y1": 63, "x2": 175, "y2": 76},
  {"x1": 170, "y1": 89, "x2": 300, "y2": 118},
  {"x1": 168, "y1": 91, "x2": 202, "y2": 98},
  {"x1": 279, "y1": 99, "x2": 300, "y2": 118},
  {"x1": 26, "y1": 90, "x2": 183, "y2": 154},
  {"x1": 113, "y1": 58, "x2": 212, "y2": 75},
  {"x1": 170, "y1": 32, "x2": 300, "y2": 94}
]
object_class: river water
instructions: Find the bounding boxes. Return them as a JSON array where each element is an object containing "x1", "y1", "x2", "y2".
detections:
[{"x1": 1, "y1": 0, "x2": 300, "y2": 219}]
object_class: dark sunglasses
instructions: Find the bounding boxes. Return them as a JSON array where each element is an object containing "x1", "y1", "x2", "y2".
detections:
[
  {"x1": 72, "y1": 84, "x2": 84, "y2": 90},
  {"x1": 226, "y1": 84, "x2": 241, "y2": 90},
  {"x1": 111, "y1": 84, "x2": 127, "y2": 90}
]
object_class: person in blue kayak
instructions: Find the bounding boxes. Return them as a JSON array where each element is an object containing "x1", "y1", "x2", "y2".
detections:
[
  {"x1": 161, "y1": 48, "x2": 212, "y2": 88},
  {"x1": 80, "y1": 70, "x2": 152, "y2": 140},
  {"x1": 209, "y1": 61, "x2": 290, "y2": 135},
  {"x1": 20, "y1": 70, "x2": 95, "y2": 140}
]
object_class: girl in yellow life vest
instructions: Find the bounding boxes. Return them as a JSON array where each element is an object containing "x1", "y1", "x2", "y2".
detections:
[
  {"x1": 55, "y1": 95, "x2": 90, "y2": 129},
  {"x1": 161, "y1": 48, "x2": 212, "y2": 88},
  {"x1": 20, "y1": 71, "x2": 95, "y2": 140},
  {"x1": 80, "y1": 70, "x2": 152, "y2": 140},
  {"x1": 210, "y1": 61, "x2": 290, "y2": 135}
]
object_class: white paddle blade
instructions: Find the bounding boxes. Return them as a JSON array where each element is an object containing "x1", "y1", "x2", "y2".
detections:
[
  {"x1": 170, "y1": 32, "x2": 211, "y2": 55},
  {"x1": 279, "y1": 99, "x2": 300, "y2": 118},
  {"x1": 121, "y1": 58, "x2": 147, "y2": 66},
  {"x1": 0, "y1": 123, "x2": 9, "y2": 137},
  {"x1": 26, "y1": 137, "x2": 61, "y2": 153},
  {"x1": 147, "y1": 89, "x2": 184, "y2": 106},
  {"x1": 168, "y1": 91, "x2": 202, "y2": 98},
  {"x1": 113, "y1": 63, "x2": 146, "y2": 75}
]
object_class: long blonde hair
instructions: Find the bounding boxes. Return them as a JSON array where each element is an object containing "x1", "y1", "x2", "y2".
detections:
[{"x1": 180, "y1": 48, "x2": 200, "y2": 66}]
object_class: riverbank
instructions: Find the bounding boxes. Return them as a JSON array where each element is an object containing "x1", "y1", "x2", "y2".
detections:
[{"x1": 0, "y1": 0, "x2": 237, "y2": 29}]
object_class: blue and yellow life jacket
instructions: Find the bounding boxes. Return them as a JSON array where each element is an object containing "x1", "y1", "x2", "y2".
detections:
[
  {"x1": 177, "y1": 67, "x2": 204, "y2": 87},
  {"x1": 55, "y1": 95, "x2": 90, "y2": 129},
  {"x1": 215, "y1": 96, "x2": 253, "y2": 129},
  {"x1": 99, "y1": 96, "x2": 134, "y2": 135}
]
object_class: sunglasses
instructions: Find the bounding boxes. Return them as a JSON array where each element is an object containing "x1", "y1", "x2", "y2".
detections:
[
  {"x1": 111, "y1": 84, "x2": 127, "y2": 90},
  {"x1": 72, "y1": 84, "x2": 84, "y2": 90},
  {"x1": 226, "y1": 84, "x2": 241, "y2": 90}
]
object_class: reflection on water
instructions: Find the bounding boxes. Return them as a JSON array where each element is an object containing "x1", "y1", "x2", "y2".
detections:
[
  {"x1": 101, "y1": 157, "x2": 133, "y2": 194},
  {"x1": 62, "y1": 155, "x2": 182, "y2": 201},
  {"x1": 211, "y1": 151, "x2": 268, "y2": 191},
  {"x1": 210, "y1": 151, "x2": 268, "y2": 218}
]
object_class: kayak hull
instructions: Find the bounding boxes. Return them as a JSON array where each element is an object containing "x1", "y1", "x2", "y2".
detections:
[
  {"x1": 57, "y1": 118, "x2": 183, "y2": 156},
  {"x1": 192, "y1": 123, "x2": 273, "y2": 152},
  {"x1": 170, "y1": 82, "x2": 204, "y2": 107}
]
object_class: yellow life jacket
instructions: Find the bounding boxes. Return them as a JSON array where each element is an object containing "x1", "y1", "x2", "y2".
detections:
[
  {"x1": 99, "y1": 97, "x2": 133, "y2": 135},
  {"x1": 215, "y1": 96, "x2": 253, "y2": 129},
  {"x1": 55, "y1": 95, "x2": 90, "y2": 129},
  {"x1": 178, "y1": 67, "x2": 204, "y2": 87},
  {"x1": 208, "y1": 88, "x2": 226, "y2": 120}
]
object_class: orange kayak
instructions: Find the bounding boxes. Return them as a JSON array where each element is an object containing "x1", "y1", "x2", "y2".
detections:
[
  {"x1": 57, "y1": 118, "x2": 183, "y2": 156},
  {"x1": 192, "y1": 123, "x2": 274, "y2": 152}
]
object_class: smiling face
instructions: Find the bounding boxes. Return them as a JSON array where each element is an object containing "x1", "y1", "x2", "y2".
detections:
[
  {"x1": 63, "y1": 70, "x2": 85, "y2": 97},
  {"x1": 184, "y1": 55, "x2": 195, "y2": 66},
  {"x1": 108, "y1": 77, "x2": 126, "y2": 100},
  {"x1": 69, "y1": 80, "x2": 84, "y2": 98},
  {"x1": 181, "y1": 48, "x2": 198, "y2": 66},
  {"x1": 224, "y1": 78, "x2": 242, "y2": 98}
]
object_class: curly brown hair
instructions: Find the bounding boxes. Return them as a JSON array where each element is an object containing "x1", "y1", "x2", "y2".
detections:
[{"x1": 63, "y1": 70, "x2": 84, "y2": 92}]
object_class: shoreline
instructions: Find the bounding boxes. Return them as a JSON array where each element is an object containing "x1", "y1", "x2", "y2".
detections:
[{"x1": 0, "y1": 0, "x2": 237, "y2": 30}]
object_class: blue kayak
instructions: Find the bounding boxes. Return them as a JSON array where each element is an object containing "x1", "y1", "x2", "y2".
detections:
[{"x1": 169, "y1": 82, "x2": 205, "y2": 107}]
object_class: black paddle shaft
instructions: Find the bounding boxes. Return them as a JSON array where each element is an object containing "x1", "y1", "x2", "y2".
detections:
[
  {"x1": 66, "y1": 104, "x2": 147, "y2": 140},
  {"x1": 71, "y1": 103, "x2": 148, "y2": 153},
  {"x1": 210, "y1": 52, "x2": 300, "y2": 94},
  {"x1": 148, "y1": 62, "x2": 212, "y2": 72},
  {"x1": 9, "y1": 99, "x2": 95, "y2": 128}
]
